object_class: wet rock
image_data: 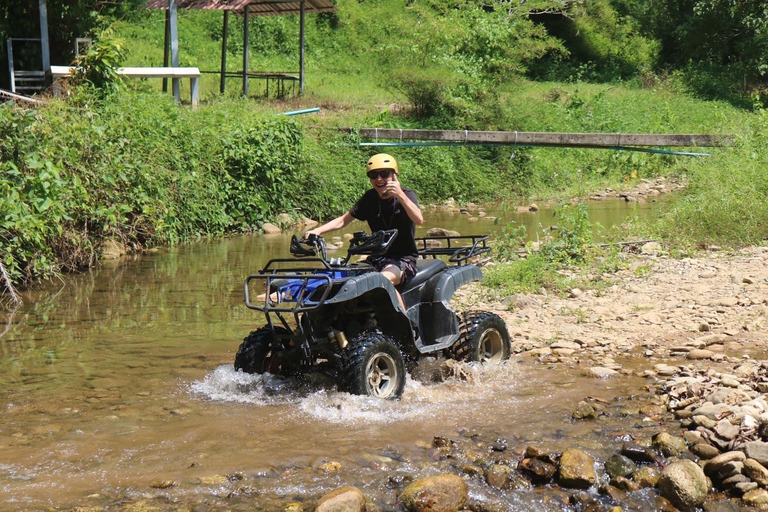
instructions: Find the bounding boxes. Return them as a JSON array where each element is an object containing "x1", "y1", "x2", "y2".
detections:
[
  {"x1": 387, "y1": 472, "x2": 414, "y2": 488},
  {"x1": 485, "y1": 464, "x2": 513, "y2": 489},
  {"x1": 314, "y1": 486, "x2": 367, "y2": 512},
  {"x1": 653, "y1": 432, "x2": 688, "y2": 457},
  {"x1": 198, "y1": 474, "x2": 228, "y2": 485},
  {"x1": 604, "y1": 454, "x2": 637, "y2": 479},
  {"x1": 632, "y1": 466, "x2": 661, "y2": 488},
  {"x1": 150, "y1": 480, "x2": 176, "y2": 489},
  {"x1": 572, "y1": 401, "x2": 597, "y2": 420},
  {"x1": 557, "y1": 448, "x2": 597, "y2": 489},
  {"x1": 399, "y1": 474, "x2": 468, "y2": 512},
  {"x1": 319, "y1": 461, "x2": 342, "y2": 473},
  {"x1": 621, "y1": 442, "x2": 657, "y2": 463},
  {"x1": 524, "y1": 445, "x2": 559, "y2": 465},
  {"x1": 612, "y1": 475, "x2": 641, "y2": 492},
  {"x1": 658, "y1": 459, "x2": 708, "y2": 511},
  {"x1": 519, "y1": 458, "x2": 557, "y2": 484},
  {"x1": 743, "y1": 489, "x2": 768, "y2": 507}
]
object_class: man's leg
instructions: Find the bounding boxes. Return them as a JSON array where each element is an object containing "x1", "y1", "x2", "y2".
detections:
[{"x1": 380, "y1": 264, "x2": 407, "y2": 312}]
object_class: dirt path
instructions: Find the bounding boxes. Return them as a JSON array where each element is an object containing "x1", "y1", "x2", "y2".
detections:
[{"x1": 464, "y1": 245, "x2": 768, "y2": 374}]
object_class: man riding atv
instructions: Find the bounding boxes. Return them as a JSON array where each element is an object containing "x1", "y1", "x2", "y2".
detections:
[
  {"x1": 235, "y1": 155, "x2": 511, "y2": 400},
  {"x1": 306, "y1": 153, "x2": 423, "y2": 312}
]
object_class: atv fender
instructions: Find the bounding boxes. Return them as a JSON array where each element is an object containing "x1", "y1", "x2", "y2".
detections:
[
  {"x1": 415, "y1": 264, "x2": 483, "y2": 353},
  {"x1": 324, "y1": 272, "x2": 413, "y2": 346}
]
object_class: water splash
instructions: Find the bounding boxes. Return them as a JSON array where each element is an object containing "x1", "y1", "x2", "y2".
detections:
[{"x1": 191, "y1": 358, "x2": 521, "y2": 425}]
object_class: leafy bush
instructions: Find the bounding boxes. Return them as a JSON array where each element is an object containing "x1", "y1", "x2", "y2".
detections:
[
  {"x1": 71, "y1": 28, "x2": 127, "y2": 94},
  {"x1": 0, "y1": 91, "x2": 308, "y2": 287}
]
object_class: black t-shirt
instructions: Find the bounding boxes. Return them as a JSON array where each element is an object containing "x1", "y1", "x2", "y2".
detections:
[{"x1": 349, "y1": 188, "x2": 419, "y2": 260}]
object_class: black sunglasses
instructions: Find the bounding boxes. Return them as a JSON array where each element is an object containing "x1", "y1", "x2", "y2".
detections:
[{"x1": 367, "y1": 170, "x2": 393, "y2": 180}]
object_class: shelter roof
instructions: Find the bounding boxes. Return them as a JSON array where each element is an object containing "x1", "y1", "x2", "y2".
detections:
[{"x1": 145, "y1": 0, "x2": 337, "y2": 16}]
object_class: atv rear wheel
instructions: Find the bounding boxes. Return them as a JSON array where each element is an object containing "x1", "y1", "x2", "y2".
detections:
[
  {"x1": 450, "y1": 312, "x2": 511, "y2": 363},
  {"x1": 234, "y1": 326, "x2": 293, "y2": 375},
  {"x1": 340, "y1": 333, "x2": 405, "y2": 399}
]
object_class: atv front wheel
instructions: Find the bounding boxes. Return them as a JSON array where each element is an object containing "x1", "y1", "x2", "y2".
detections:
[
  {"x1": 234, "y1": 326, "x2": 293, "y2": 375},
  {"x1": 340, "y1": 333, "x2": 405, "y2": 399},
  {"x1": 450, "y1": 312, "x2": 511, "y2": 363}
]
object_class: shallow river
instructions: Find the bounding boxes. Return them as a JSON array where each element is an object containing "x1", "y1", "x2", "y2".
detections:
[{"x1": 0, "y1": 200, "x2": 674, "y2": 511}]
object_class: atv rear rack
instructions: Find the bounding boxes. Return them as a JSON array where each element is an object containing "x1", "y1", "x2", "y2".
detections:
[{"x1": 415, "y1": 235, "x2": 491, "y2": 264}]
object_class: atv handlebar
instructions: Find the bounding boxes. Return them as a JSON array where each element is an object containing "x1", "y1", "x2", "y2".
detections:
[{"x1": 347, "y1": 229, "x2": 398, "y2": 257}]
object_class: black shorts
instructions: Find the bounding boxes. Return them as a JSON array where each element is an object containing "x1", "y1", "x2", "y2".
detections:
[{"x1": 367, "y1": 256, "x2": 418, "y2": 286}]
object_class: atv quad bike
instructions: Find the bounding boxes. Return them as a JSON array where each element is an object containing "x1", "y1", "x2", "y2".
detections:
[{"x1": 235, "y1": 230, "x2": 511, "y2": 399}]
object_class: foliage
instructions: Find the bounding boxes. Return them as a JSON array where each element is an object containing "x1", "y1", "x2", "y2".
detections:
[
  {"x1": 541, "y1": 202, "x2": 593, "y2": 262},
  {"x1": 0, "y1": 91, "x2": 308, "y2": 287},
  {"x1": 619, "y1": 0, "x2": 768, "y2": 88},
  {"x1": 485, "y1": 202, "x2": 596, "y2": 296},
  {"x1": 532, "y1": 0, "x2": 659, "y2": 81},
  {"x1": 653, "y1": 108, "x2": 768, "y2": 246},
  {"x1": 71, "y1": 29, "x2": 127, "y2": 94}
]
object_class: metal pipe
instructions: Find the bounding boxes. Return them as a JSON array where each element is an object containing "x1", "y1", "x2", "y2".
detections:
[{"x1": 279, "y1": 107, "x2": 320, "y2": 116}]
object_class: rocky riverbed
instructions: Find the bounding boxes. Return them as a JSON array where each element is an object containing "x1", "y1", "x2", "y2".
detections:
[{"x1": 451, "y1": 243, "x2": 767, "y2": 510}]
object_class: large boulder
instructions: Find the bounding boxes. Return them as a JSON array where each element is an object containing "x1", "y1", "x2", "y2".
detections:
[
  {"x1": 657, "y1": 459, "x2": 708, "y2": 511},
  {"x1": 426, "y1": 228, "x2": 460, "y2": 238},
  {"x1": 261, "y1": 222, "x2": 282, "y2": 234},
  {"x1": 399, "y1": 474, "x2": 467, "y2": 512},
  {"x1": 314, "y1": 486, "x2": 367, "y2": 512}
]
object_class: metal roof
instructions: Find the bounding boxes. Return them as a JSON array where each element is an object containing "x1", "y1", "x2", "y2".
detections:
[{"x1": 145, "y1": 0, "x2": 337, "y2": 15}]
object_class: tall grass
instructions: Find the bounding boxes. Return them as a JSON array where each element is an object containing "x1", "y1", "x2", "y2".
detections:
[{"x1": 654, "y1": 110, "x2": 768, "y2": 247}]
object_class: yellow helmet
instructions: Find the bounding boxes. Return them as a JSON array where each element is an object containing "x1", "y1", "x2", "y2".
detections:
[{"x1": 366, "y1": 153, "x2": 398, "y2": 175}]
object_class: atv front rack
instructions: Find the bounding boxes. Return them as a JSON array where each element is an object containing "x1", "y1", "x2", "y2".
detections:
[
  {"x1": 244, "y1": 273, "x2": 335, "y2": 313},
  {"x1": 415, "y1": 235, "x2": 491, "y2": 264},
  {"x1": 245, "y1": 258, "x2": 373, "y2": 313}
]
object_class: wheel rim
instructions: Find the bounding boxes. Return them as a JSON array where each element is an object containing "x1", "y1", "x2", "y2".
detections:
[
  {"x1": 365, "y1": 352, "x2": 400, "y2": 398},
  {"x1": 478, "y1": 328, "x2": 504, "y2": 363}
]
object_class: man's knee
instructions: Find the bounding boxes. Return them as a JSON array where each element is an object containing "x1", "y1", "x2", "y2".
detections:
[{"x1": 380, "y1": 265, "x2": 403, "y2": 285}]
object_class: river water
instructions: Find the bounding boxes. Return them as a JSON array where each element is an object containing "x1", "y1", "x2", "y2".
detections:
[{"x1": 0, "y1": 200, "x2": 674, "y2": 511}]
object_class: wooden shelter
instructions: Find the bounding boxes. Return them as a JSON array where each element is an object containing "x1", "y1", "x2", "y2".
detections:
[{"x1": 144, "y1": 0, "x2": 337, "y2": 98}]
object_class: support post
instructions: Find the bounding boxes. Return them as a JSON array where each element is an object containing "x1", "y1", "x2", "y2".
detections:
[
  {"x1": 299, "y1": 0, "x2": 305, "y2": 95},
  {"x1": 169, "y1": 0, "x2": 181, "y2": 103},
  {"x1": 220, "y1": 10, "x2": 229, "y2": 95},
  {"x1": 163, "y1": 10, "x2": 170, "y2": 92},
  {"x1": 242, "y1": 4, "x2": 249, "y2": 97},
  {"x1": 39, "y1": 0, "x2": 51, "y2": 86},
  {"x1": 7, "y1": 39, "x2": 16, "y2": 93}
]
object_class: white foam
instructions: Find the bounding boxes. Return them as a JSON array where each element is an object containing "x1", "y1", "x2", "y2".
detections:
[{"x1": 190, "y1": 359, "x2": 521, "y2": 423}]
